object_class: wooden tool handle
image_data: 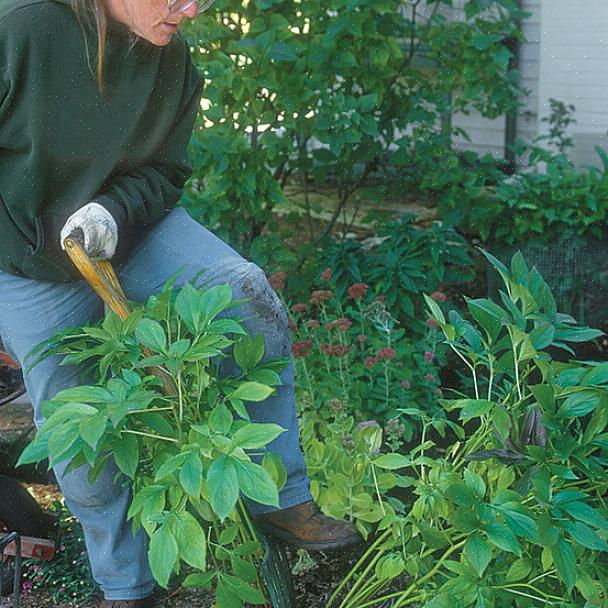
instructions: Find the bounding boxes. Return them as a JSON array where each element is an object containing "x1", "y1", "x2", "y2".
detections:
[
  {"x1": 63, "y1": 235, "x2": 131, "y2": 320},
  {"x1": 63, "y1": 233, "x2": 176, "y2": 395}
]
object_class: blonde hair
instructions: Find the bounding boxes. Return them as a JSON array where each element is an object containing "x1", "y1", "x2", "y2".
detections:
[{"x1": 70, "y1": 0, "x2": 107, "y2": 92}]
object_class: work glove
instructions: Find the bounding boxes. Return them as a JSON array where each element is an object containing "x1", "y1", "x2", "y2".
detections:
[{"x1": 60, "y1": 202, "x2": 119, "y2": 260}]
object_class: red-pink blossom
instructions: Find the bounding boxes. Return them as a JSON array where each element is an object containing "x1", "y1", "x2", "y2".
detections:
[
  {"x1": 290, "y1": 303, "x2": 308, "y2": 314},
  {"x1": 375, "y1": 295, "x2": 386, "y2": 303},
  {"x1": 310, "y1": 290, "x2": 334, "y2": 305},
  {"x1": 426, "y1": 317, "x2": 439, "y2": 329},
  {"x1": 376, "y1": 347, "x2": 396, "y2": 362},
  {"x1": 364, "y1": 357, "x2": 377, "y2": 369},
  {"x1": 330, "y1": 344, "x2": 351, "y2": 357},
  {"x1": 306, "y1": 319, "x2": 321, "y2": 329},
  {"x1": 321, "y1": 268, "x2": 332, "y2": 282},
  {"x1": 288, "y1": 317, "x2": 296, "y2": 332},
  {"x1": 326, "y1": 317, "x2": 352, "y2": 332},
  {"x1": 400, "y1": 380, "x2": 411, "y2": 389},
  {"x1": 425, "y1": 373, "x2": 437, "y2": 383},
  {"x1": 292, "y1": 340, "x2": 313, "y2": 358},
  {"x1": 424, "y1": 351, "x2": 434, "y2": 362},
  {"x1": 268, "y1": 272, "x2": 287, "y2": 291},
  {"x1": 431, "y1": 291, "x2": 447, "y2": 302},
  {"x1": 348, "y1": 283, "x2": 369, "y2": 300},
  {"x1": 357, "y1": 334, "x2": 367, "y2": 343}
]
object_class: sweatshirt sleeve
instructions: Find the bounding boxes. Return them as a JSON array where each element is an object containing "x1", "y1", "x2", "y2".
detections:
[{"x1": 96, "y1": 51, "x2": 202, "y2": 229}]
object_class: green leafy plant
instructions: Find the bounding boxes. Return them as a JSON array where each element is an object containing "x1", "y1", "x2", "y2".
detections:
[
  {"x1": 180, "y1": 0, "x2": 524, "y2": 264},
  {"x1": 472, "y1": 100, "x2": 608, "y2": 245},
  {"x1": 19, "y1": 281, "x2": 292, "y2": 607},
  {"x1": 274, "y1": 272, "x2": 446, "y2": 434},
  {"x1": 311, "y1": 216, "x2": 473, "y2": 329},
  {"x1": 318, "y1": 251, "x2": 608, "y2": 608}
]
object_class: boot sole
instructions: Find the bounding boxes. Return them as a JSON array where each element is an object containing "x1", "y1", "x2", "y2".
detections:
[{"x1": 256, "y1": 524, "x2": 362, "y2": 552}]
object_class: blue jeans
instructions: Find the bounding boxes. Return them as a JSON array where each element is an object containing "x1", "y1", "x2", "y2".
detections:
[{"x1": 0, "y1": 208, "x2": 311, "y2": 600}]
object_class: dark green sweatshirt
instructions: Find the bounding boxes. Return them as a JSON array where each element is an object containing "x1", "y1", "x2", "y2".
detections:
[{"x1": 0, "y1": 0, "x2": 202, "y2": 281}]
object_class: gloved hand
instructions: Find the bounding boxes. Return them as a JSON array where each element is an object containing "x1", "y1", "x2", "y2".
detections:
[{"x1": 60, "y1": 202, "x2": 118, "y2": 260}]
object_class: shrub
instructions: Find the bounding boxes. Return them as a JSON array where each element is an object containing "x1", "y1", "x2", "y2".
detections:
[
  {"x1": 319, "y1": 251, "x2": 608, "y2": 608},
  {"x1": 19, "y1": 281, "x2": 291, "y2": 606},
  {"x1": 180, "y1": 0, "x2": 524, "y2": 262}
]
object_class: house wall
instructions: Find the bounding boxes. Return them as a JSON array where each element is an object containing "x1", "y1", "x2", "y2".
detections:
[
  {"x1": 538, "y1": 0, "x2": 608, "y2": 167},
  {"x1": 451, "y1": 0, "x2": 541, "y2": 160}
]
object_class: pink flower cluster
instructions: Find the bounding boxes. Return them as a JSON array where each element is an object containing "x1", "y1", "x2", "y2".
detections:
[
  {"x1": 364, "y1": 347, "x2": 397, "y2": 368},
  {"x1": 268, "y1": 272, "x2": 287, "y2": 291},
  {"x1": 325, "y1": 317, "x2": 353, "y2": 332},
  {"x1": 347, "y1": 283, "x2": 369, "y2": 300},
  {"x1": 292, "y1": 340, "x2": 313, "y2": 358},
  {"x1": 310, "y1": 290, "x2": 334, "y2": 305},
  {"x1": 320, "y1": 343, "x2": 351, "y2": 357}
]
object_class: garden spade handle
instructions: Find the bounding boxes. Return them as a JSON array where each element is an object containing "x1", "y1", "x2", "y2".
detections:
[
  {"x1": 63, "y1": 232, "x2": 176, "y2": 395},
  {"x1": 63, "y1": 232, "x2": 131, "y2": 320}
]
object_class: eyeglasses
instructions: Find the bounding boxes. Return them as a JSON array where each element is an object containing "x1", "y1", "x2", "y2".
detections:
[{"x1": 167, "y1": 0, "x2": 216, "y2": 14}]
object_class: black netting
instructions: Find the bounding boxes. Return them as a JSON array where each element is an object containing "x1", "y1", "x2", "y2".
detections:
[{"x1": 486, "y1": 234, "x2": 608, "y2": 328}]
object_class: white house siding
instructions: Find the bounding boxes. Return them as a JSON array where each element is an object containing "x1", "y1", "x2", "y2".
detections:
[
  {"x1": 538, "y1": 0, "x2": 608, "y2": 167},
  {"x1": 451, "y1": 0, "x2": 541, "y2": 160}
]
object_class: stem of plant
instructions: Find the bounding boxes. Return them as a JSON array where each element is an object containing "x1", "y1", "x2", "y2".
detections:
[
  {"x1": 122, "y1": 429, "x2": 178, "y2": 443},
  {"x1": 325, "y1": 528, "x2": 392, "y2": 608},
  {"x1": 391, "y1": 539, "x2": 466, "y2": 608}
]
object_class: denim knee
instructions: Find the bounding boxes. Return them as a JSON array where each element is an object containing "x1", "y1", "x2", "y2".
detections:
[
  {"x1": 234, "y1": 263, "x2": 291, "y2": 355},
  {"x1": 55, "y1": 459, "x2": 124, "y2": 509}
]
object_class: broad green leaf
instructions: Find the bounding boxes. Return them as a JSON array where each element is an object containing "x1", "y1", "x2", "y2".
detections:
[
  {"x1": 135, "y1": 319, "x2": 167, "y2": 353},
  {"x1": 465, "y1": 298, "x2": 504, "y2": 341},
  {"x1": 229, "y1": 382, "x2": 274, "y2": 402},
  {"x1": 562, "y1": 521, "x2": 608, "y2": 551},
  {"x1": 209, "y1": 403, "x2": 233, "y2": 435},
  {"x1": 16, "y1": 435, "x2": 49, "y2": 466},
  {"x1": 174, "y1": 511, "x2": 206, "y2": 570},
  {"x1": 485, "y1": 522, "x2": 521, "y2": 555},
  {"x1": 464, "y1": 534, "x2": 491, "y2": 577},
  {"x1": 179, "y1": 452, "x2": 203, "y2": 498},
  {"x1": 207, "y1": 455, "x2": 239, "y2": 520},
  {"x1": 374, "y1": 453, "x2": 411, "y2": 470},
  {"x1": 233, "y1": 334, "x2": 265, "y2": 372},
  {"x1": 444, "y1": 481, "x2": 476, "y2": 507},
  {"x1": 53, "y1": 386, "x2": 112, "y2": 403},
  {"x1": 262, "y1": 452, "x2": 287, "y2": 491},
  {"x1": 222, "y1": 573, "x2": 266, "y2": 604},
  {"x1": 497, "y1": 507, "x2": 540, "y2": 542},
  {"x1": 552, "y1": 538, "x2": 576, "y2": 591},
  {"x1": 154, "y1": 452, "x2": 189, "y2": 482},
  {"x1": 230, "y1": 423, "x2": 285, "y2": 450},
  {"x1": 200, "y1": 284, "x2": 233, "y2": 324},
  {"x1": 234, "y1": 459, "x2": 279, "y2": 508},
  {"x1": 454, "y1": 399, "x2": 494, "y2": 420},
  {"x1": 183, "y1": 571, "x2": 215, "y2": 589},
  {"x1": 506, "y1": 557, "x2": 532, "y2": 582},
  {"x1": 175, "y1": 283, "x2": 204, "y2": 333},
  {"x1": 79, "y1": 412, "x2": 108, "y2": 449},
  {"x1": 560, "y1": 501, "x2": 608, "y2": 529},
  {"x1": 148, "y1": 524, "x2": 178, "y2": 588},
  {"x1": 113, "y1": 432, "x2": 139, "y2": 478},
  {"x1": 558, "y1": 391, "x2": 600, "y2": 418}
]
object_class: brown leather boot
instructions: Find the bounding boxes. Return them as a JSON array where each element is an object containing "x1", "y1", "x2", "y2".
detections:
[
  {"x1": 93, "y1": 595, "x2": 156, "y2": 608},
  {"x1": 254, "y1": 500, "x2": 361, "y2": 551}
]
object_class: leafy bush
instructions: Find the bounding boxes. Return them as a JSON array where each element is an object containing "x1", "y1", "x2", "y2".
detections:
[
  {"x1": 470, "y1": 100, "x2": 608, "y2": 245},
  {"x1": 181, "y1": 0, "x2": 524, "y2": 261},
  {"x1": 19, "y1": 281, "x2": 292, "y2": 606},
  {"x1": 311, "y1": 216, "x2": 473, "y2": 329},
  {"x1": 315, "y1": 251, "x2": 608, "y2": 608},
  {"x1": 273, "y1": 272, "x2": 446, "y2": 432}
]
